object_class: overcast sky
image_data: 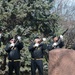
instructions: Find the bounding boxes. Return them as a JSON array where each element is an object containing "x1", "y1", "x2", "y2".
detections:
[
  {"x1": 54, "y1": 0, "x2": 75, "y2": 7},
  {"x1": 50, "y1": 0, "x2": 75, "y2": 20}
]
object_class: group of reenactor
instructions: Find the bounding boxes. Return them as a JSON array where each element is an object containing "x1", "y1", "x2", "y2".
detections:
[{"x1": 0, "y1": 29, "x2": 65, "y2": 75}]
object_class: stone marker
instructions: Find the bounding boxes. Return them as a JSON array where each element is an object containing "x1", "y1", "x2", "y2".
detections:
[{"x1": 48, "y1": 49, "x2": 75, "y2": 75}]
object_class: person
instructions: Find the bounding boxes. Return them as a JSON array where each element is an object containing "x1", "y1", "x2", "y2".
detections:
[
  {"x1": 0, "y1": 31, "x2": 2, "y2": 47},
  {"x1": 29, "y1": 37, "x2": 47, "y2": 75},
  {"x1": 47, "y1": 35, "x2": 64, "y2": 50},
  {"x1": 5, "y1": 36, "x2": 23, "y2": 75},
  {"x1": 71, "y1": 43, "x2": 75, "y2": 50},
  {"x1": 0, "y1": 29, "x2": 4, "y2": 47}
]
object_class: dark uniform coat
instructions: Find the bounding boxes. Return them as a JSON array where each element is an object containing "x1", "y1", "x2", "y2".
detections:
[
  {"x1": 5, "y1": 41, "x2": 23, "y2": 75},
  {"x1": 47, "y1": 38, "x2": 64, "y2": 51},
  {"x1": 29, "y1": 42, "x2": 47, "y2": 75}
]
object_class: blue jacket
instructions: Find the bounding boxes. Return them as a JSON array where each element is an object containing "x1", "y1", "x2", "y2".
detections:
[
  {"x1": 5, "y1": 41, "x2": 23, "y2": 60},
  {"x1": 29, "y1": 43, "x2": 47, "y2": 58},
  {"x1": 47, "y1": 39, "x2": 64, "y2": 51}
]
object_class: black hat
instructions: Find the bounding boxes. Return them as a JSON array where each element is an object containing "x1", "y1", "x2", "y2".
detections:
[
  {"x1": 0, "y1": 28, "x2": 2, "y2": 32},
  {"x1": 34, "y1": 36, "x2": 39, "y2": 39},
  {"x1": 52, "y1": 35, "x2": 57, "y2": 38},
  {"x1": 9, "y1": 37, "x2": 13, "y2": 41}
]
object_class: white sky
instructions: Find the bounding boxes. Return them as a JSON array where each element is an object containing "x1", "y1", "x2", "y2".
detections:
[
  {"x1": 56, "y1": 0, "x2": 75, "y2": 7},
  {"x1": 51, "y1": 0, "x2": 75, "y2": 20}
]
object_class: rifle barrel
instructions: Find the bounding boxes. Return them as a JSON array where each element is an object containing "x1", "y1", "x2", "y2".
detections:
[{"x1": 62, "y1": 28, "x2": 68, "y2": 35}]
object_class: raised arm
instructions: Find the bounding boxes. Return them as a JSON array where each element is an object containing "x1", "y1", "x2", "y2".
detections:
[
  {"x1": 5, "y1": 44, "x2": 11, "y2": 52},
  {"x1": 29, "y1": 43, "x2": 36, "y2": 52}
]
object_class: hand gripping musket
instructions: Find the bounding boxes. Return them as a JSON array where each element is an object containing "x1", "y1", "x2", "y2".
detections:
[
  {"x1": 12, "y1": 27, "x2": 32, "y2": 49},
  {"x1": 38, "y1": 38, "x2": 47, "y2": 46},
  {"x1": 58, "y1": 28, "x2": 68, "y2": 40},
  {"x1": 52, "y1": 28, "x2": 68, "y2": 48}
]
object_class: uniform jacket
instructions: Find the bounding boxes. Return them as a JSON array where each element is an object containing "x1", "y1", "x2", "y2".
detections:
[
  {"x1": 29, "y1": 43, "x2": 47, "y2": 58},
  {"x1": 5, "y1": 41, "x2": 23, "y2": 60},
  {"x1": 47, "y1": 39, "x2": 64, "y2": 51}
]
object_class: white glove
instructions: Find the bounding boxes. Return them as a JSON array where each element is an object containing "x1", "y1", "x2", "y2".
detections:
[
  {"x1": 34, "y1": 43, "x2": 39, "y2": 47},
  {"x1": 10, "y1": 43, "x2": 15, "y2": 47},
  {"x1": 42, "y1": 38, "x2": 46, "y2": 41},
  {"x1": 0, "y1": 33, "x2": 2, "y2": 38},
  {"x1": 52, "y1": 42, "x2": 58, "y2": 47},
  {"x1": 17, "y1": 36, "x2": 21, "y2": 41},
  {"x1": 60, "y1": 35, "x2": 63, "y2": 40}
]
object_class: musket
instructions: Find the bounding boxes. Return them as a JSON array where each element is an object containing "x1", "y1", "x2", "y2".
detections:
[
  {"x1": 51, "y1": 28, "x2": 68, "y2": 40},
  {"x1": 52, "y1": 28, "x2": 68, "y2": 48},
  {"x1": 57, "y1": 28, "x2": 68, "y2": 40},
  {"x1": 61, "y1": 28, "x2": 68, "y2": 35},
  {"x1": 12, "y1": 27, "x2": 32, "y2": 49}
]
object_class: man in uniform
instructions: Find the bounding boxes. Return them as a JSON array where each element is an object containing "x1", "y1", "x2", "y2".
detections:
[
  {"x1": 29, "y1": 37, "x2": 47, "y2": 75},
  {"x1": 47, "y1": 35, "x2": 64, "y2": 50},
  {"x1": 0, "y1": 29, "x2": 4, "y2": 47},
  {"x1": 5, "y1": 36, "x2": 23, "y2": 75}
]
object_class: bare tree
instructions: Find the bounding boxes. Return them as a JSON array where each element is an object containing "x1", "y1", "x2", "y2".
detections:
[{"x1": 51, "y1": 0, "x2": 75, "y2": 48}]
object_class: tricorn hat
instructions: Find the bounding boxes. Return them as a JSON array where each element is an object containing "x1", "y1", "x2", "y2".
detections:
[
  {"x1": 52, "y1": 35, "x2": 57, "y2": 38},
  {"x1": 34, "y1": 36, "x2": 40, "y2": 39}
]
